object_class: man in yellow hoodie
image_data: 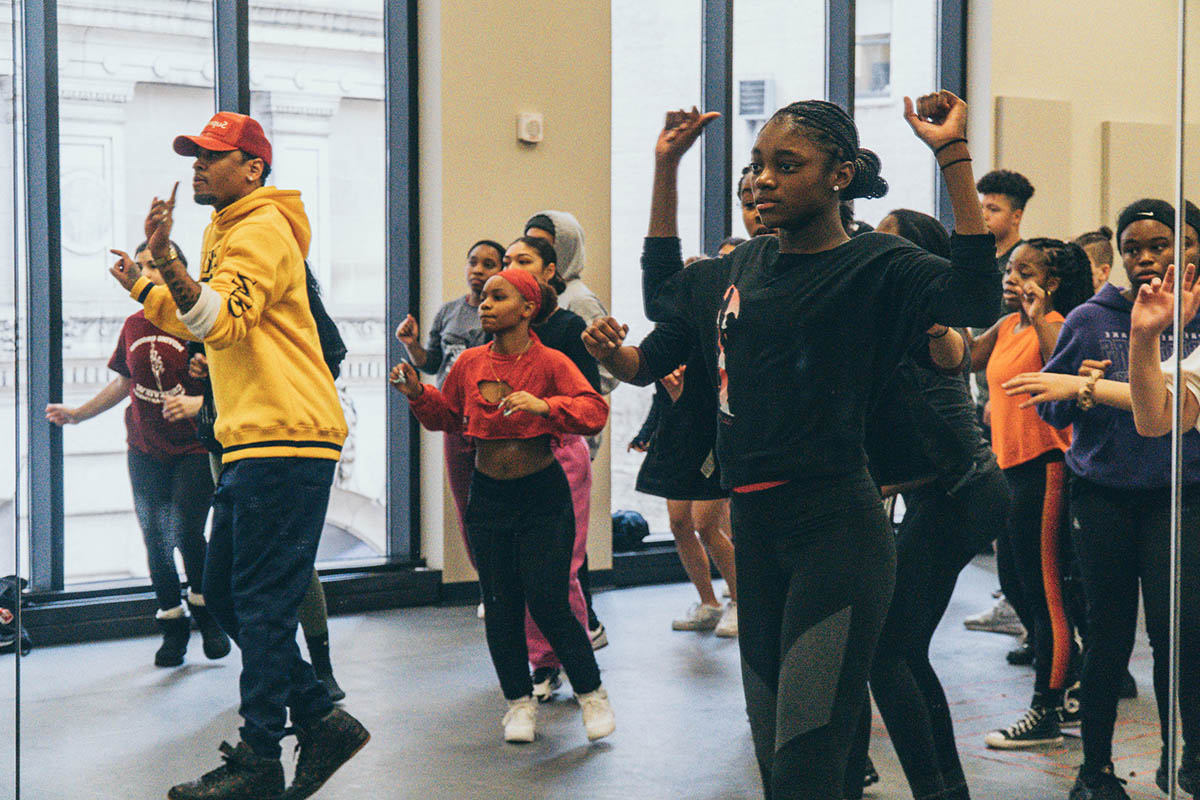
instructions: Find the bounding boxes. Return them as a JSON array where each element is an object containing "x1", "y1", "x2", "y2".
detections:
[{"x1": 111, "y1": 112, "x2": 368, "y2": 800}]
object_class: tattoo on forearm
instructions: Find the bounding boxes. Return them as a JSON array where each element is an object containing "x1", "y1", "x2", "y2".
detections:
[{"x1": 161, "y1": 260, "x2": 201, "y2": 312}]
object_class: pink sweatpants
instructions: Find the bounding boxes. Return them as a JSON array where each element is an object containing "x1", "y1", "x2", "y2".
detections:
[
  {"x1": 525, "y1": 434, "x2": 591, "y2": 670},
  {"x1": 444, "y1": 431, "x2": 477, "y2": 568}
]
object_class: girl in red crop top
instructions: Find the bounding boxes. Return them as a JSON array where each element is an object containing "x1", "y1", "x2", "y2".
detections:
[{"x1": 391, "y1": 268, "x2": 614, "y2": 744}]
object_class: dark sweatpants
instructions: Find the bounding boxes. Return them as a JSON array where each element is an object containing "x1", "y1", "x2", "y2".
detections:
[
  {"x1": 202, "y1": 456, "x2": 336, "y2": 760},
  {"x1": 733, "y1": 469, "x2": 895, "y2": 800},
  {"x1": 1070, "y1": 474, "x2": 1200, "y2": 774},
  {"x1": 467, "y1": 462, "x2": 601, "y2": 700}
]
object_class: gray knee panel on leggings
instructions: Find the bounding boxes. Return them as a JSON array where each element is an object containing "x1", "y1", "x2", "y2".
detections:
[
  {"x1": 742, "y1": 604, "x2": 854, "y2": 761},
  {"x1": 775, "y1": 605, "x2": 852, "y2": 751}
]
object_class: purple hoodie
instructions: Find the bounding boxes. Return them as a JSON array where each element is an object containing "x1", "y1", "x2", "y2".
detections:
[{"x1": 1038, "y1": 283, "x2": 1200, "y2": 489}]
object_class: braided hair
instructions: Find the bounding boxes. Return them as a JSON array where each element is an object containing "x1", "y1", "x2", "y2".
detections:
[
  {"x1": 768, "y1": 100, "x2": 888, "y2": 201},
  {"x1": 1022, "y1": 238, "x2": 1094, "y2": 315}
]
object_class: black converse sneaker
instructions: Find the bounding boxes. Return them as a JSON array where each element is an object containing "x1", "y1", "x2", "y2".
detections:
[
  {"x1": 984, "y1": 705, "x2": 1063, "y2": 749},
  {"x1": 168, "y1": 741, "x2": 284, "y2": 800},
  {"x1": 282, "y1": 708, "x2": 370, "y2": 799}
]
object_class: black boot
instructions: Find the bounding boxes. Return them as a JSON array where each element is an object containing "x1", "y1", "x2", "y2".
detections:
[
  {"x1": 283, "y1": 709, "x2": 369, "y2": 799},
  {"x1": 168, "y1": 740, "x2": 284, "y2": 800},
  {"x1": 188, "y1": 599, "x2": 232, "y2": 660},
  {"x1": 155, "y1": 615, "x2": 191, "y2": 667},
  {"x1": 306, "y1": 633, "x2": 345, "y2": 702}
]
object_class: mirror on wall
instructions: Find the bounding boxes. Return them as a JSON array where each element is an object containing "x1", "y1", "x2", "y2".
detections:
[{"x1": 5, "y1": 0, "x2": 1200, "y2": 798}]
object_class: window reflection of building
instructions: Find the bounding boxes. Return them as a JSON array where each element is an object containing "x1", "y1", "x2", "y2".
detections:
[{"x1": 45, "y1": 1, "x2": 387, "y2": 584}]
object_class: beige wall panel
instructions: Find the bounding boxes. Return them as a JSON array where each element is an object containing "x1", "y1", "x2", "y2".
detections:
[
  {"x1": 984, "y1": 0, "x2": 1178, "y2": 238},
  {"x1": 994, "y1": 96, "x2": 1072, "y2": 241},
  {"x1": 421, "y1": 0, "x2": 613, "y2": 585}
]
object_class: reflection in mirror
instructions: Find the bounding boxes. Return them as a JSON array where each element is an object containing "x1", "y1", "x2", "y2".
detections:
[{"x1": 11, "y1": 1, "x2": 1200, "y2": 799}]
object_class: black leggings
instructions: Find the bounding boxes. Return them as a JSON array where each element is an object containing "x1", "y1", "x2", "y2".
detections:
[
  {"x1": 845, "y1": 467, "x2": 1011, "y2": 800},
  {"x1": 733, "y1": 469, "x2": 895, "y2": 800},
  {"x1": 1070, "y1": 475, "x2": 1200, "y2": 772},
  {"x1": 1002, "y1": 450, "x2": 1075, "y2": 702},
  {"x1": 127, "y1": 449, "x2": 214, "y2": 611},
  {"x1": 466, "y1": 462, "x2": 601, "y2": 700}
]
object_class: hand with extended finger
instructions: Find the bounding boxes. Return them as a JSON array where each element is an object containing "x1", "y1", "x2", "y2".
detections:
[
  {"x1": 655, "y1": 107, "x2": 721, "y2": 165},
  {"x1": 498, "y1": 391, "x2": 550, "y2": 417},
  {"x1": 144, "y1": 182, "x2": 179, "y2": 260},
  {"x1": 1132, "y1": 264, "x2": 1191, "y2": 337},
  {"x1": 903, "y1": 90, "x2": 968, "y2": 151},
  {"x1": 108, "y1": 248, "x2": 143, "y2": 291},
  {"x1": 1002, "y1": 371, "x2": 1085, "y2": 409},
  {"x1": 395, "y1": 314, "x2": 420, "y2": 347},
  {"x1": 389, "y1": 362, "x2": 424, "y2": 398},
  {"x1": 581, "y1": 317, "x2": 629, "y2": 362},
  {"x1": 1020, "y1": 280, "x2": 1051, "y2": 321}
]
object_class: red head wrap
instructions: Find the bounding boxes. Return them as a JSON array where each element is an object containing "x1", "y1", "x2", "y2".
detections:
[{"x1": 496, "y1": 269, "x2": 542, "y2": 317}]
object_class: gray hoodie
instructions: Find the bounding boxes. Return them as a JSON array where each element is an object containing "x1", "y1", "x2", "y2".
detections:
[{"x1": 527, "y1": 209, "x2": 619, "y2": 396}]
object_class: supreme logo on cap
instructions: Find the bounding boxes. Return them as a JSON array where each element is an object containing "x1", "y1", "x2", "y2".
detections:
[{"x1": 206, "y1": 119, "x2": 231, "y2": 131}]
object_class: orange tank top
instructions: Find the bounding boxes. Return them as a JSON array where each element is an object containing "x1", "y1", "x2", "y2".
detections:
[{"x1": 986, "y1": 312, "x2": 1071, "y2": 470}]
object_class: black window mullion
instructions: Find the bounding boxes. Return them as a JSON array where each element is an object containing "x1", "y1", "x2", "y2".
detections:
[
  {"x1": 385, "y1": 0, "x2": 420, "y2": 560},
  {"x1": 24, "y1": 0, "x2": 64, "y2": 593}
]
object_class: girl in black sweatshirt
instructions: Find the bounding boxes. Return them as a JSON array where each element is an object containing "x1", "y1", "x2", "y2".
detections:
[{"x1": 585, "y1": 92, "x2": 1000, "y2": 800}]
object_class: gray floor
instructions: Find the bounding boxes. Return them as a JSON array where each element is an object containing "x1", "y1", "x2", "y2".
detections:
[{"x1": 0, "y1": 556, "x2": 1175, "y2": 799}]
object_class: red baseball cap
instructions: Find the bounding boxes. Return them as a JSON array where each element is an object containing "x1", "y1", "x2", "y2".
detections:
[{"x1": 173, "y1": 112, "x2": 272, "y2": 166}]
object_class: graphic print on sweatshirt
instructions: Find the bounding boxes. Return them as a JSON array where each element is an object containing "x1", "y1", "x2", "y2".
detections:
[
  {"x1": 1097, "y1": 329, "x2": 1200, "y2": 381},
  {"x1": 716, "y1": 282, "x2": 741, "y2": 418},
  {"x1": 129, "y1": 334, "x2": 188, "y2": 404}
]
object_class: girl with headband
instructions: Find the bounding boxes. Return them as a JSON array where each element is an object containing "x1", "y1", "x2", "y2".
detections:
[
  {"x1": 500, "y1": 236, "x2": 602, "y2": 703},
  {"x1": 585, "y1": 91, "x2": 1000, "y2": 798},
  {"x1": 390, "y1": 268, "x2": 614, "y2": 745}
]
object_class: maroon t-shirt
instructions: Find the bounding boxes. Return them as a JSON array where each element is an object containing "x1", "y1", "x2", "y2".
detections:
[{"x1": 107, "y1": 311, "x2": 207, "y2": 458}]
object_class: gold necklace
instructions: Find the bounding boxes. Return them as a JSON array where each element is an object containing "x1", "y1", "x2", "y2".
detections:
[{"x1": 486, "y1": 336, "x2": 533, "y2": 397}]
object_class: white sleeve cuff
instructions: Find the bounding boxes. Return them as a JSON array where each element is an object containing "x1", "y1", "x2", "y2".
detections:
[
  {"x1": 177, "y1": 284, "x2": 222, "y2": 340},
  {"x1": 1163, "y1": 354, "x2": 1200, "y2": 422}
]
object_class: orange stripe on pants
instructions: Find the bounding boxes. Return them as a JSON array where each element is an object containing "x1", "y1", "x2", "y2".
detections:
[{"x1": 1040, "y1": 460, "x2": 1071, "y2": 690}]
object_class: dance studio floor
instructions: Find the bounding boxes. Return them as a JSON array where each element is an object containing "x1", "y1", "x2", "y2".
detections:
[{"x1": 0, "y1": 555, "x2": 1169, "y2": 799}]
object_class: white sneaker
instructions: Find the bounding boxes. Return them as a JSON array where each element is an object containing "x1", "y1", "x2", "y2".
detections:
[
  {"x1": 672, "y1": 602, "x2": 723, "y2": 631},
  {"x1": 476, "y1": 602, "x2": 485, "y2": 620},
  {"x1": 963, "y1": 597, "x2": 1025, "y2": 636},
  {"x1": 714, "y1": 602, "x2": 738, "y2": 638},
  {"x1": 502, "y1": 696, "x2": 537, "y2": 743},
  {"x1": 576, "y1": 686, "x2": 615, "y2": 741}
]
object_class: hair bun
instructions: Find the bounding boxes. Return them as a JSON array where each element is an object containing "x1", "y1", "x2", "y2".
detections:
[
  {"x1": 1098, "y1": 225, "x2": 1113, "y2": 239},
  {"x1": 845, "y1": 148, "x2": 888, "y2": 201}
]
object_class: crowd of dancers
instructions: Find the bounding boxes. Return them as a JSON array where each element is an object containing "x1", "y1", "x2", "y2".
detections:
[{"x1": 52, "y1": 86, "x2": 1200, "y2": 800}]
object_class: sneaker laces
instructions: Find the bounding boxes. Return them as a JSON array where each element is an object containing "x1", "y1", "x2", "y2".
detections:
[
  {"x1": 200, "y1": 742, "x2": 254, "y2": 783},
  {"x1": 1003, "y1": 706, "x2": 1049, "y2": 737},
  {"x1": 577, "y1": 691, "x2": 608, "y2": 715}
]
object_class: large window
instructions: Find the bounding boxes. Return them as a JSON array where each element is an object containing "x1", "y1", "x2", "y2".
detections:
[
  {"x1": 57, "y1": 1, "x2": 216, "y2": 586},
  {"x1": 248, "y1": 0, "x2": 387, "y2": 566},
  {"x1": 852, "y1": 0, "x2": 937, "y2": 224},
  {"x1": 609, "y1": 0, "x2": 703, "y2": 535}
]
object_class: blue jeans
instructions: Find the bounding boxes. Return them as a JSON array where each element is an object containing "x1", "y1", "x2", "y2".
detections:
[{"x1": 202, "y1": 457, "x2": 336, "y2": 759}]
